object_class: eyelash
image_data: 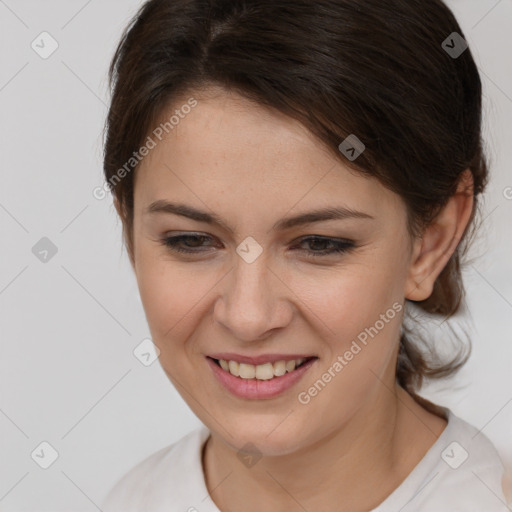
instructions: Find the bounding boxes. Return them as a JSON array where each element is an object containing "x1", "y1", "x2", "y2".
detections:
[{"x1": 160, "y1": 234, "x2": 355, "y2": 258}]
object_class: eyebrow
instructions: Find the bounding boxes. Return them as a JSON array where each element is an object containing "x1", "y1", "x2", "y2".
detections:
[{"x1": 144, "y1": 200, "x2": 374, "y2": 233}]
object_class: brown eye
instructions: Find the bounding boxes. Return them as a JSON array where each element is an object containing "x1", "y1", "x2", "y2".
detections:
[
  {"x1": 293, "y1": 236, "x2": 355, "y2": 258},
  {"x1": 161, "y1": 234, "x2": 215, "y2": 254}
]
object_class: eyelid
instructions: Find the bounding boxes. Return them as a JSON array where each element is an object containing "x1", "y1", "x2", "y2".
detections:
[
  {"x1": 162, "y1": 231, "x2": 353, "y2": 243},
  {"x1": 160, "y1": 232, "x2": 356, "y2": 258}
]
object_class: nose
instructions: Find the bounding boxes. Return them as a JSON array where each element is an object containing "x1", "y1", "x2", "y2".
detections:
[{"x1": 213, "y1": 252, "x2": 292, "y2": 343}]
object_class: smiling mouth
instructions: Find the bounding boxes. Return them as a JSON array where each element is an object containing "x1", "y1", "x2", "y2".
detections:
[{"x1": 209, "y1": 356, "x2": 317, "y2": 380}]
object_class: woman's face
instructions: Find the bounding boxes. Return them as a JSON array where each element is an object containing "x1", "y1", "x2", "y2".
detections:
[{"x1": 131, "y1": 87, "x2": 416, "y2": 455}]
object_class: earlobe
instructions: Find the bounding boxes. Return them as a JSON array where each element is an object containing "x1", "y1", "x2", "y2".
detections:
[
  {"x1": 405, "y1": 237, "x2": 429, "y2": 301},
  {"x1": 404, "y1": 169, "x2": 474, "y2": 302}
]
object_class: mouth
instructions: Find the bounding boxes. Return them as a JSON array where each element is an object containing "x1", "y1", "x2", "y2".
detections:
[
  {"x1": 205, "y1": 355, "x2": 318, "y2": 400},
  {"x1": 208, "y1": 356, "x2": 317, "y2": 380}
]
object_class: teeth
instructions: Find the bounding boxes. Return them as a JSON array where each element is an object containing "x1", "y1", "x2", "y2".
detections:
[
  {"x1": 228, "y1": 360, "x2": 239, "y2": 377},
  {"x1": 286, "y1": 360, "x2": 296, "y2": 372},
  {"x1": 217, "y1": 357, "x2": 309, "y2": 380},
  {"x1": 273, "y1": 360, "x2": 287, "y2": 377},
  {"x1": 239, "y1": 363, "x2": 256, "y2": 379},
  {"x1": 255, "y1": 362, "x2": 274, "y2": 380}
]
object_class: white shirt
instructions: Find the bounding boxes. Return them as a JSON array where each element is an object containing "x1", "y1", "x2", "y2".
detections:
[{"x1": 102, "y1": 408, "x2": 510, "y2": 512}]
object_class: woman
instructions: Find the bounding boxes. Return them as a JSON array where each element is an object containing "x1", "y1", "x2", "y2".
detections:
[{"x1": 101, "y1": 0, "x2": 510, "y2": 510}]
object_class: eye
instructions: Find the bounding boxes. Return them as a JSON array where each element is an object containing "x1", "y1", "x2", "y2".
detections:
[
  {"x1": 291, "y1": 236, "x2": 356, "y2": 258},
  {"x1": 160, "y1": 233, "x2": 216, "y2": 254},
  {"x1": 160, "y1": 233, "x2": 355, "y2": 258}
]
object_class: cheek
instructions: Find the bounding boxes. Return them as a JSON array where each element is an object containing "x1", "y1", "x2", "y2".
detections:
[
  {"x1": 290, "y1": 267, "x2": 404, "y2": 430},
  {"x1": 134, "y1": 246, "x2": 206, "y2": 345},
  {"x1": 283, "y1": 253, "x2": 406, "y2": 394},
  {"x1": 286, "y1": 259, "x2": 404, "y2": 342}
]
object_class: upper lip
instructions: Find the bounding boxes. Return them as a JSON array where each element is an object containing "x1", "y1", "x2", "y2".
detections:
[{"x1": 207, "y1": 353, "x2": 317, "y2": 365}]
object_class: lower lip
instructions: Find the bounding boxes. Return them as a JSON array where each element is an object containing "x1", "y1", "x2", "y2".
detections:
[{"x1": 206, "y1": 357, "x2": 317, "y2": 400}]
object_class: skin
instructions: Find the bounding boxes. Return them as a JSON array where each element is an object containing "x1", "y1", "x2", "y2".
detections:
[{"x1": 116, "y1": 86, "x2": 474, "y2": 511}]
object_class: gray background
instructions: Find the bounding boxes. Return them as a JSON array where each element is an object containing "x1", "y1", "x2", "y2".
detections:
[{"x1": 0, "y1": 0, "x2": 511, "y2": 510}]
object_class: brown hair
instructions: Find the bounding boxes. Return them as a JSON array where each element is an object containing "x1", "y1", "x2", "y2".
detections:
[{"x1": 103, "y1": 0, "x2": 489, "y2": 398}]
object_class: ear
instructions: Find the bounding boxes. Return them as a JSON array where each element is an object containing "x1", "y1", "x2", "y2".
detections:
[{"x1": 405, "y1": 169, "x2": 474, "y2": 301}]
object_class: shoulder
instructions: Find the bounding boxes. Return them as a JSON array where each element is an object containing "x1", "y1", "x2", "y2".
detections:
[
  {"x1": 374, "y1": 407, "x2": 510, "y2": 512},
  {"x1": 413, "y1": 408, "x2": 509, "y2": 511},
  {"x1": 443, "y1": 410, "x2": 506, "y2": 479},
  {"x1": 101, "y1": 425, "x2": 211, "y2": 512}
]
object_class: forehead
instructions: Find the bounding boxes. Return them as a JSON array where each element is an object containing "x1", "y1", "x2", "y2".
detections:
[{"x1": 134, "y1": 88, "x2": 403, "y2": 225}]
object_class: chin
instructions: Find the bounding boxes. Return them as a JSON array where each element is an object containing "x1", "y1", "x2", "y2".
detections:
[{"x1": 212, "y1": 417, "x2": 309, "y2": 457}]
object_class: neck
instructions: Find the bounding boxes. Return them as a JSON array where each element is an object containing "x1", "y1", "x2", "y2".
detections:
[{"x1": 202, "y1": 383, "x2": 447, "y2": 512}]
